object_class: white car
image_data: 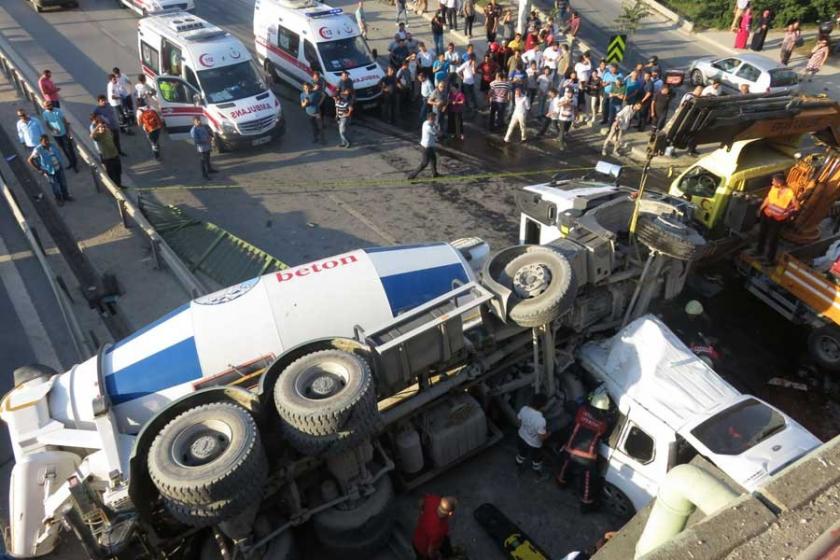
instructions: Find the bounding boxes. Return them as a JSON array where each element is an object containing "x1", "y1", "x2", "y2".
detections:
[
  {"x1": 688, "y1": 53, "x2": 799, "y2": 94},
  {"x1": 577, "y1": 315, "x2": 820, "y2": 517},
  {"x1": 118, "y1": 0, "x2": 195, "y2": 16}
]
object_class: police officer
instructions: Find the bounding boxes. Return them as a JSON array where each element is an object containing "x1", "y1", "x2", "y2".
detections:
[{"x1": 556, "y1": 392, "x2": 612, "y2": 513}]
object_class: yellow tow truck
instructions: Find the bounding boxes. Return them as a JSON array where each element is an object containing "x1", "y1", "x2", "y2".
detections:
[{"x1": 657, "y1": 94, "x2": 840, "y2": 371}]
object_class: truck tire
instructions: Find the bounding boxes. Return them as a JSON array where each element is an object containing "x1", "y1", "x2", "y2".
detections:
[
  {"x1": 148, "y1": 402, "x2": 267, "y2": 507},
  {"x1": 808, "y1": 325, "x2": 840, "y2": 372},
  {"x1": 497, "y1": 246, "x2": 577, "y2": 328},
  {"x1": 602, "y1": 482, "x2": 635, "y2": 520},
  {"x1": 164, "y1": 489, "x2": 257, "y2": 527},
  {"x1": 313, "y1": 476, "x2": 395, "y2": 554},
  {"x1": 274, "y1": 350, "x2": 380, "y2": 456},
  {"x1": 636, "y1": 214, "x2": 705, "y2": 261}
]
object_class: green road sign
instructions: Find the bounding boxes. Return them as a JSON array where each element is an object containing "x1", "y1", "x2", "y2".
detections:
[{"x1": 607, "y1": 34, "x2": 627, "y2": 63}]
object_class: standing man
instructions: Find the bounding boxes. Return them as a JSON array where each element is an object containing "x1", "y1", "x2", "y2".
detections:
[
  {"x1": 457, "y1": 54, "x2": 478, "y2": 111},
  {"x1": 417, "y1": 71, "x2": 435, "y2": 125},
  {"x1": 443, "y1": 0, "x2": 457, "y2": 31},
  {"x1": 379, "y1": 66, "x2": 398, "y2": 124},
  {"x1": 556, "y1": 86, "x2": 576, "y2": 150},
  {"x1": 431, "y1": 11, "x2": 446, "y2": 58},
  {"x1": 16, "y1": 109, "x2": 45, "y2": 150},
  {"x1": 112, "y1": 67, "x2": 133, "y2": 120},
  {"x1": 395, "y1": 0, "x2": 409, "y2": 26},
  {"x1": 650, "y1": 83, "x2": 673, "y2": 130},
  {"x1": 136, "y1": 103, "x2": 163, "y2": 160},
  {"x1": 412, "y1": 495, "x2": 458, "y2": 560},
  {"x1": 515, "y1": 393, "x2": 548, "y2": 475},
  {"x1": 301, "y1": 82, "x2": 325, "y2": 142},
  {"x1": 94, "y1": 95, "x2": 127, "y2": 156},
  {"x1": 189, "y1": 116, "x2": 216, "y2": 180},
  {"x1": 28, "y1": 135, "x2": 72, "y2": 206},
  {"x1": 337, "y1": 70, "x2": 356, "y2": 104},
  {"x1": 504, "y1": 87, "x2": 530, "y2": 143},
  {"x1": 484, "y1": 0, "x2": 501, "y2": 43},
  {"x1": 107, "y1": 73, "x2": 131, "y2": 131},
  {"x1": 355, "y1": 0, "x2": 368, "y2": 39},
  {"x1": 135, "y1": 74, "x2": 157, "y2": 108},
  {"x1": 462, "y1": 0, "x2": 475, "y2": 38},
  {"x1": 635, "y1": 71, "x2": 655, "y2": 131},
  {"x1": 407, "y1": 112, "x2": 440, "y2": 179},
  {"x1": 556, "y1": 393, "x2": 612, "y2": 513},
  {"x1": 756, "y1": 173, "x2": 800, "y2": 265},
  {"x1": 516, "y1": 0, "x2": 529, "y2": 36},
  {"x1": 90, "y1": 116, "x2": 123, "y2": 189},
  {"x1": 42, "y1": 101, "x2": 78, "y2": 172},
  {"x1": 38, "y1": 70, "x2": 61, "y2": 108},
  {"x1": 488, "y1": 72, "x2": 511, "y2": 132},
  {"x1": 536, "y1": 87, "x2": 560, "y2": 138},
  {"x1": 334, "y1": 89, "x2": 354, "y2": 148},
  {"x1": 396, "y1": 60, "x2": 413, "y2": 115}
]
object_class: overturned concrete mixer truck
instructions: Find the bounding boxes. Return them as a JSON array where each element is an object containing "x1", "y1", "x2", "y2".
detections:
[{"x1": 1, "y1": 169, "x2": 706, "y2": 559}]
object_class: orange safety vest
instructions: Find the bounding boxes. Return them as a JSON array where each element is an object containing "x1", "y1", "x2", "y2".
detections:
[{"x1": 763, "y1": 186, "x2": 796, "y2": 221}]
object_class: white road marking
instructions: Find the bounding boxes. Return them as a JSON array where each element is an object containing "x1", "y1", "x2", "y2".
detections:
[
  {"x1": 0, "y1": 232, "x2": 61, "y2": 370},
  {"x1": 327, "y1": 193, "x2": 397, "y2": 244},
  {"x1": 0, "y1": 247, "x2": 60, "y2": 264}
]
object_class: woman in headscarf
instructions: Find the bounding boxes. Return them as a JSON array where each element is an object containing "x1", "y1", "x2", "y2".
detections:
[
  {"x1": 750, "y1": 9, "x2": 772, "y2": 51},
  {"x1": 734, "y1": 7, "x2": 752, "y2": 49},
  {"x1": 804, "y1": 38, "x2": 831, "y2": 82}
]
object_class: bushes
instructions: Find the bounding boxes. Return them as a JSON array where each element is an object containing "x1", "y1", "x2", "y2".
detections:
[{"x1": 659, "y1": 0, "x2": 835, "y2": 30}]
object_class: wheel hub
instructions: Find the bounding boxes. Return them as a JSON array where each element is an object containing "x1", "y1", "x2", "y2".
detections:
[
  {"x1": 184, "y1": 432, "x2": 227, "y2": 465},
  {"x1": 818, "y1": 336, "x2": 840, "y2": 360},
  {"x1": 512, "y1": 264, "x2": 552, "y2": 298},
  {"x1": 311, "y1": 375, "x2": 339, "y2": 397}
]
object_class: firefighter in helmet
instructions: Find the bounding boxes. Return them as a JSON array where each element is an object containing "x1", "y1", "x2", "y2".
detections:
[{"x1": 556, "y1": 391, "x2": 612, "y2": 513}]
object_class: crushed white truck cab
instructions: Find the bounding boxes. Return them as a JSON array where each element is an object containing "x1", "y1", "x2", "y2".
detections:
[
  {"x1": 577, "y1": 315, "x2": 821, "y2": 516},
  {"x1": 1, "y1": 176, "x2": 708, "y2": 559}
]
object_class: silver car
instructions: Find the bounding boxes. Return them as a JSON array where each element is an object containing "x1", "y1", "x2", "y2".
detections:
[{"x1": 688, "y1": 53, "x2": 799, "y2": 94}]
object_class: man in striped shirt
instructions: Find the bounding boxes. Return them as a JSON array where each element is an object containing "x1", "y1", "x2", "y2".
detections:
[
  {"x1": 334, "y1": 90, "x2": 354, "y2": 148},
  {"x1": 488, "y1": 73, "x2": 511, "y2": 132}
]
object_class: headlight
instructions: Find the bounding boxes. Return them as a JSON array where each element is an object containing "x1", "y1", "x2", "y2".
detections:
[{"x1": 220, "y1": 121, "x2": 237, "y2": 134}]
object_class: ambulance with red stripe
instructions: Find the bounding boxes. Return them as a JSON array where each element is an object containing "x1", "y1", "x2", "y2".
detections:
[
  {"x1": 138, "y1": 12, "x2": 285, "y2": 151},
  {"x1": 253, "y1": 0, "x2": 384, "y2": 106},
  {"x1": 119, "y1": 0, "x2": 195, "y2": 17}
]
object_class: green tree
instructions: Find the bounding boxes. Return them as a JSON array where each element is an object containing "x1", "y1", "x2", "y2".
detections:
[{"x1": 615, "y1": 0, "x2": 652, "y2": 36}]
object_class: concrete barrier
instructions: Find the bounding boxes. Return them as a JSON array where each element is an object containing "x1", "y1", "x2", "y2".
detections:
[
  {"x1": 638, "y1": 0, "x2": 695, "y2": 33},
  {"x1": 0, "y1": 36, "x2": 206, "y2": 299}
]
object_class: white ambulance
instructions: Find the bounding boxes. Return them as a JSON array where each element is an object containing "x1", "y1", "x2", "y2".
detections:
[
  {"x1": 138, "y1": 12, "x2": 285, "y2": 151},
  {"x1": 119, "y1": 0, "x2": 195, "y2": 17},
  {"x1": 253, "y1": 0, "x2": 384, "y2": 106}
]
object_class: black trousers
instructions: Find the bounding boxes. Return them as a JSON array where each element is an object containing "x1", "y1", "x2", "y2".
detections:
[
  {"x1": 415, "y1": 535, "x2": 452, "y2": 560},
  {"x1": 199, "y1": 150, "x2": 212, "y2": 178},
  {"x1": 53, "y1": 134, "x2": 77, "y2": 170},
  {"x1": 446, "y1": 7, "x2": 457, "y2": 29},
  {"x1": 411, "y1": 146, "x2": 438, "y2": 177},
  {"x1": 489, "y1": 101, "x2": 507, "y2": 130},
  {"x1": 757, "y1": 214, "x2": 785, "y2": 262},
  {"x1": 102, "y1": 156, "x2": 122, "y2": 188},
  {"x1": 538, "y1": 116, "x2": 561, "y2": 137},
  {"x1": 636, "y1": 102, "x2": 651, "y2": 130},
  {"x1": 557, "y1": 454, "x2": 599, "y2": 505},
  {"x1": 464, "y1": 15, "x2": 475, "y2": 36}
]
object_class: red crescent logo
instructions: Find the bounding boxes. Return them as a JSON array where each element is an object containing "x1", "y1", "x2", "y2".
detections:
[
  {"x1": 199, "y1": 53, "x2": 215, "y2": 67},
  {"x1": 319, "y1": 26, "x2": 333, "y2": 39}
]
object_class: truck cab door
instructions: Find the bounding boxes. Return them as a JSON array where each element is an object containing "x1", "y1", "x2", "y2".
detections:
[
  {"x1": 602, "y1": 407, "x2": 673, "y2": 512},
  {"x1": 155, "y1": 76, "x2": 202, "y2": 140},
  {"x1": 671, "y1": 164, "x2": 724, "y2": 229}
]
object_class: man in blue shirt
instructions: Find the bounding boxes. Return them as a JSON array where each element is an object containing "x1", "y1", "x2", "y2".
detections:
[
  {"x1": 300, "y1": 82, "x2": 324, "y2": 143},
  {"x1": 189, "y1": 116, "x2": 216, "y2": 180},
  {"x1": 27, "y1": 135, "x2": 72, "y2": 206},
  {"x1": 16, "y1": 109, "x2": 45, "y2": 149},
  {"x1": 599, "y1": 64, "x2": 622, "y2": 125},
  {"x1": 42, "y1": 101, "x2": 78, "y2": 172}
]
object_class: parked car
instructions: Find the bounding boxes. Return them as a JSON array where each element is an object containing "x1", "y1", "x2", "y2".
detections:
[
  {"x1": 575, "y1": 315, "x2": 821, "y2": 517},
  {"x1": 688, "y1": 53, "x2": 799, "y2": 94}
]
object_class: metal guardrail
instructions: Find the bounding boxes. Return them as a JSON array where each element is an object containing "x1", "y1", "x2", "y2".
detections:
[
  {"x1": 0, "y1": 39, "x2": 207, "y2": 299},
  {"x1": 0, "y1": 175, "x2": 92, "y2": 361}
]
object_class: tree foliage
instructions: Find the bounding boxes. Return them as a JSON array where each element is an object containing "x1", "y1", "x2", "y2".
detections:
[
  {"x1": 661, "y1": 0, "x2": 835, "y2": 29},
  {"x1": 616, "y1": 0, "x2": 653, "y2": 35}
]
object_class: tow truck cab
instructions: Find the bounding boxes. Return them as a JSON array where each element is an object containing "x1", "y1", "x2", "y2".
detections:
[
  {"x1": 577, "y1": 315, "x2": 821, "y2": 514},
  {"x1": 138, "y1": 12, "x2": 284, "y2": 151},
  {"x1": 253, "y1": 0, "x2": 384, "y2": 105}
]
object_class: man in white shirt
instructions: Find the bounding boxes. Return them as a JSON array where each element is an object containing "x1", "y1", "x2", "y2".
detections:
[
  {"x1": 603, "y1": 102, "x2": 640, "y2": 156},
  {"x1": 516, "y1": 394, "x2": 549, "y2": 476},
  {"x1": 701, "y1": 80, "x2": 722, "y2": 97},
  {"x1": 504, "y1": 87, "x2": 530, "y2": 142},
  {"x1": 107, "y1": 72, "x2": 131, "y2": 130},
  {"x1": 574, "y1": 52, "x2": 592, "y2": 83},
  {"x1": 407, "y1": 112, "x2": 440, "y2": 179},
  {"x1": 521, "y1": 45, "x2": 543, "y2": 70},
  {"x1": 542, "y1": 42, "x2": 559, "y2": 80}
]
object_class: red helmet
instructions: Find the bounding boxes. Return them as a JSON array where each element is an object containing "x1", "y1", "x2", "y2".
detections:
[{"x1": 489, "y1": 42, "x2": 500, "y2": 53}]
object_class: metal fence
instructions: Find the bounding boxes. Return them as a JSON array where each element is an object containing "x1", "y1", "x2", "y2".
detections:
[{"x1": 0, "y1": 43, "x2": 207, "y2": 299}]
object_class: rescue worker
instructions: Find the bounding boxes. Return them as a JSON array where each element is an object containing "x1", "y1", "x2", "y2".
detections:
[
  {"x1": 556, "y1": 392, "x2": 612, "y2": 513},
  {"x1": 515, "y1": 393, "x2": 549, "y2": 476},
  {"x1": 756, "y1": 173, "x2": 800, "y2": 264},
  {"x1": 136, "y1": 104, "x2": 163, "y2": 160},
  {"x1": 412, "y1": 495, "x2": 457, "y2": 559}
]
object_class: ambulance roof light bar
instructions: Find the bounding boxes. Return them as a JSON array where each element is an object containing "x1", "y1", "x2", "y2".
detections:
[{"x1": 306, "y1": 7, "x2": 343, "y2": 18}]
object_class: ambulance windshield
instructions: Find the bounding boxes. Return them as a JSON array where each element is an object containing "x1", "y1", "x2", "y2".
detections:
[
  {"x1": 317, "y1": 36, "x2": 373, "y2": 72},
  {"x1": 197, "y1": 61, "x2": 267, "y2": 103}
]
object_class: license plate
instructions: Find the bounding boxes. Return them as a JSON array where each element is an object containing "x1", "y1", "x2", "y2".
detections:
[
  {"x1": 362, "y1": 102, "x2": 379, "y2": 110},
  {"x1": 252, "y1": 136, "x2": 271, "y2": 146}
]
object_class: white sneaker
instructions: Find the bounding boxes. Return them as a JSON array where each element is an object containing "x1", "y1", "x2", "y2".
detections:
[
  {"x1": 504, "y1": 137, "x2": 510, "y2": 143},
  {"x1": 601, "y1": 149, "x2": 607, "y2": 156}
]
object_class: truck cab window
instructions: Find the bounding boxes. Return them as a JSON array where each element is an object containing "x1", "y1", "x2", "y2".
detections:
[
  {"x1": 680, "y1": 166, "x2": 721, "y2": 199},
  {"x1": 622, "y1": 424, "x2": 654, "y2": 464},
  {"x1": 157, "y1": 77, "x2": 191, "y2": 104}
]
